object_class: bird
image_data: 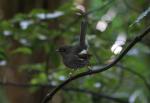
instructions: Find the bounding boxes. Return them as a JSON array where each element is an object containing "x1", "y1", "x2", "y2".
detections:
[{"x1": 56, "y1": 13, "x2": 91, "y2": 69}]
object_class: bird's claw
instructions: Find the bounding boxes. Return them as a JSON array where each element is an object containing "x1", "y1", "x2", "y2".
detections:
[{"x1": 87, "y1": 66, "x2": 92, "y2": 71}]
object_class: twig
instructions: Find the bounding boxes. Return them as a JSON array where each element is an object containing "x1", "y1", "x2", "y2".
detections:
[
  {"x1": 42, "y1": 25, "x2": 150, "y2": 103},
  {"x1": 88, "y1": 44, "x2": 150, "y2": 93}
]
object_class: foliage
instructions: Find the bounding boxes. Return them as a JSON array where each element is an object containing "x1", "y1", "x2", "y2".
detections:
[{"x1": 0, "y1": 0, "x2": 150, "y2": 103}]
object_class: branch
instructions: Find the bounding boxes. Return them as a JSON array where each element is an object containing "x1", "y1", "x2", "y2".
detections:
[
  {"x1": 0, "y1": 80, "x2": 127, "y2": 103},
  {"x1": 42, "y1": 25, "x2": 150, "y2": 103}
]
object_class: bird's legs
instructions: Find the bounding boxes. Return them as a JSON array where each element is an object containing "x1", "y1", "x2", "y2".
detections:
[
  {"x1": 87, "y1": 64, "x2": 92, "y2": 71},
  {"x1": 69, "y1": 69, "x2": 76, "y2": 77}
]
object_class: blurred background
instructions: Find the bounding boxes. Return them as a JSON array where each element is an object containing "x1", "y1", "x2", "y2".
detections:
[{"x1": 0, "y1": 0, "x2": 150, "y2": 103}]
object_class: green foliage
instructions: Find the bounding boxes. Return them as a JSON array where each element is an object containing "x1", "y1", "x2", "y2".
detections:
[
  {"x1": 0, "y1": 88, "x2": 9, "y2": 103},
  {"x1": 0, "y1": 0, "x2": 150, "y2": 103},
  {"x1": 30, "y1": 73, "x2": 48, "y2": 84},
  {"x1": 12, "y1": 47, "x2": 32, "y2": 55},
  {"x1": 64, "y1": 92, "x2": 92, "y2": 103},
  {"x1": 20, "y1": 63, "x2": 46, "y2": 72},
  {"x1": 0, "y1": 48, "x2": 7, "y2": 60}
]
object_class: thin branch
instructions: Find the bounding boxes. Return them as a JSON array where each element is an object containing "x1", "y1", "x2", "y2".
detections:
[
  {"x1": 0, "y1": 81, "x2": 127, "y2": 103},
  {"x1": 90, "y1": 46, "x2": 125, "y2": 94},
  {"x1": 42, "y1": 25, "x2": 150, "y2": 103}
]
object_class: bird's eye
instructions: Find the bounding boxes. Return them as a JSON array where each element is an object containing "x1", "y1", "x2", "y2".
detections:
[{"x1": 58, "y1": 48, "x2": 66, "y2": 52}]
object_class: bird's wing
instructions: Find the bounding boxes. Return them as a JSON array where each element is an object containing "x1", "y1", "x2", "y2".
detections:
[
  {"x1": 77, "y1": 48, "x2": 91, "y2": 60},
  {"x1": 77, "y1": 53, "x2": 91, "y2": 60}
]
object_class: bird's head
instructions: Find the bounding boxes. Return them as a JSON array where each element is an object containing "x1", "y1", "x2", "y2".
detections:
[{"x1": 56, "y1": 46, "x2": 72, "y2": 57}]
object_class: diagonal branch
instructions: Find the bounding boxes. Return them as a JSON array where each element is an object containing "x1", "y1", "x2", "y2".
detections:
[{"x1": 42, "y1": 25, "x2": 150, "y2": 103}]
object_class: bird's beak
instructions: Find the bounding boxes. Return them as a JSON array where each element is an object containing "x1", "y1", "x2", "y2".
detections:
[{"x1": 56, "y1": 49, "x2": 59, "y2": 52}]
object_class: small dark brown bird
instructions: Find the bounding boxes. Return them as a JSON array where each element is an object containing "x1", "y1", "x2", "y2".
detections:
[{"x1": 57, "y1": 13, "x2": 91, "y2": 69}]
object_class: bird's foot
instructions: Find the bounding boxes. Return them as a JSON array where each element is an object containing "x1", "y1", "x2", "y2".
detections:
[
  {"x1": 69, "y1": 72, "x2": 73, "y2": 77},
  {"x1": 68, "y1": 69, "x2": 76, "y2": 78},
  {"x1": 87, "y1": 65, "x2": 92, "y2": 71}
]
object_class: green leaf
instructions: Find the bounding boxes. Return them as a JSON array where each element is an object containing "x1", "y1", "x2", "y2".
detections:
[
  {"x1": 12, "y1": 47, "x2": 32, "y2": 55},
  {"x1": 0, "y1": 48, "x2": 7, "y2": 60},
  {"x1": 44, "y1": 43, "x2": 60, "y2": 67},
  {"x1": 30, "y1": 73, "x2": 47, "y2": 84},
  {"x1": 13, "y1": 14, "x2": 28, "y2": 22},
  {"x1": 20, "y1": 63, "x2": 45, "y2": 72}
]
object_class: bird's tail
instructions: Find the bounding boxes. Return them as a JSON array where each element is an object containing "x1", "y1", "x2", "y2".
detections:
[{"x1": 79, "y1": 12, "x2": 88, "y2": 48}]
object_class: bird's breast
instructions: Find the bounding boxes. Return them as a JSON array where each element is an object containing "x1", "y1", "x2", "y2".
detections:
[{"x1": 63, "y1": 57, "x2": 89, "y2": 69}]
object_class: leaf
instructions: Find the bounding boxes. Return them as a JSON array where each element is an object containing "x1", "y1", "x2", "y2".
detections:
[
  {"x1": 0, "y1": 21, "x2": 12, "y2": 30},
  {"x1": 12, "y1": 47, "x2": 32, "y2": 55},
  {"x1": 20, "y1": 63, "x2": 45, "y2": 72},
  {"x1": 130, "y1": 7, "x2": 150, "y2": 27},
  {"x1": 44, "y1": 43, "x2": 60, "y2": 67},
  {"x1": 0, "y1": 48, "x2": 7, "y2": 60},
  {"x1": 30, "y1": 73, "x2": 47, "y2": 84}
]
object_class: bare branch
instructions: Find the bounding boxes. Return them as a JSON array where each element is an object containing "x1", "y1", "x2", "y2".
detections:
[{"x1": 42, "y1": 25, "x2": 150, "y2": 103}]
